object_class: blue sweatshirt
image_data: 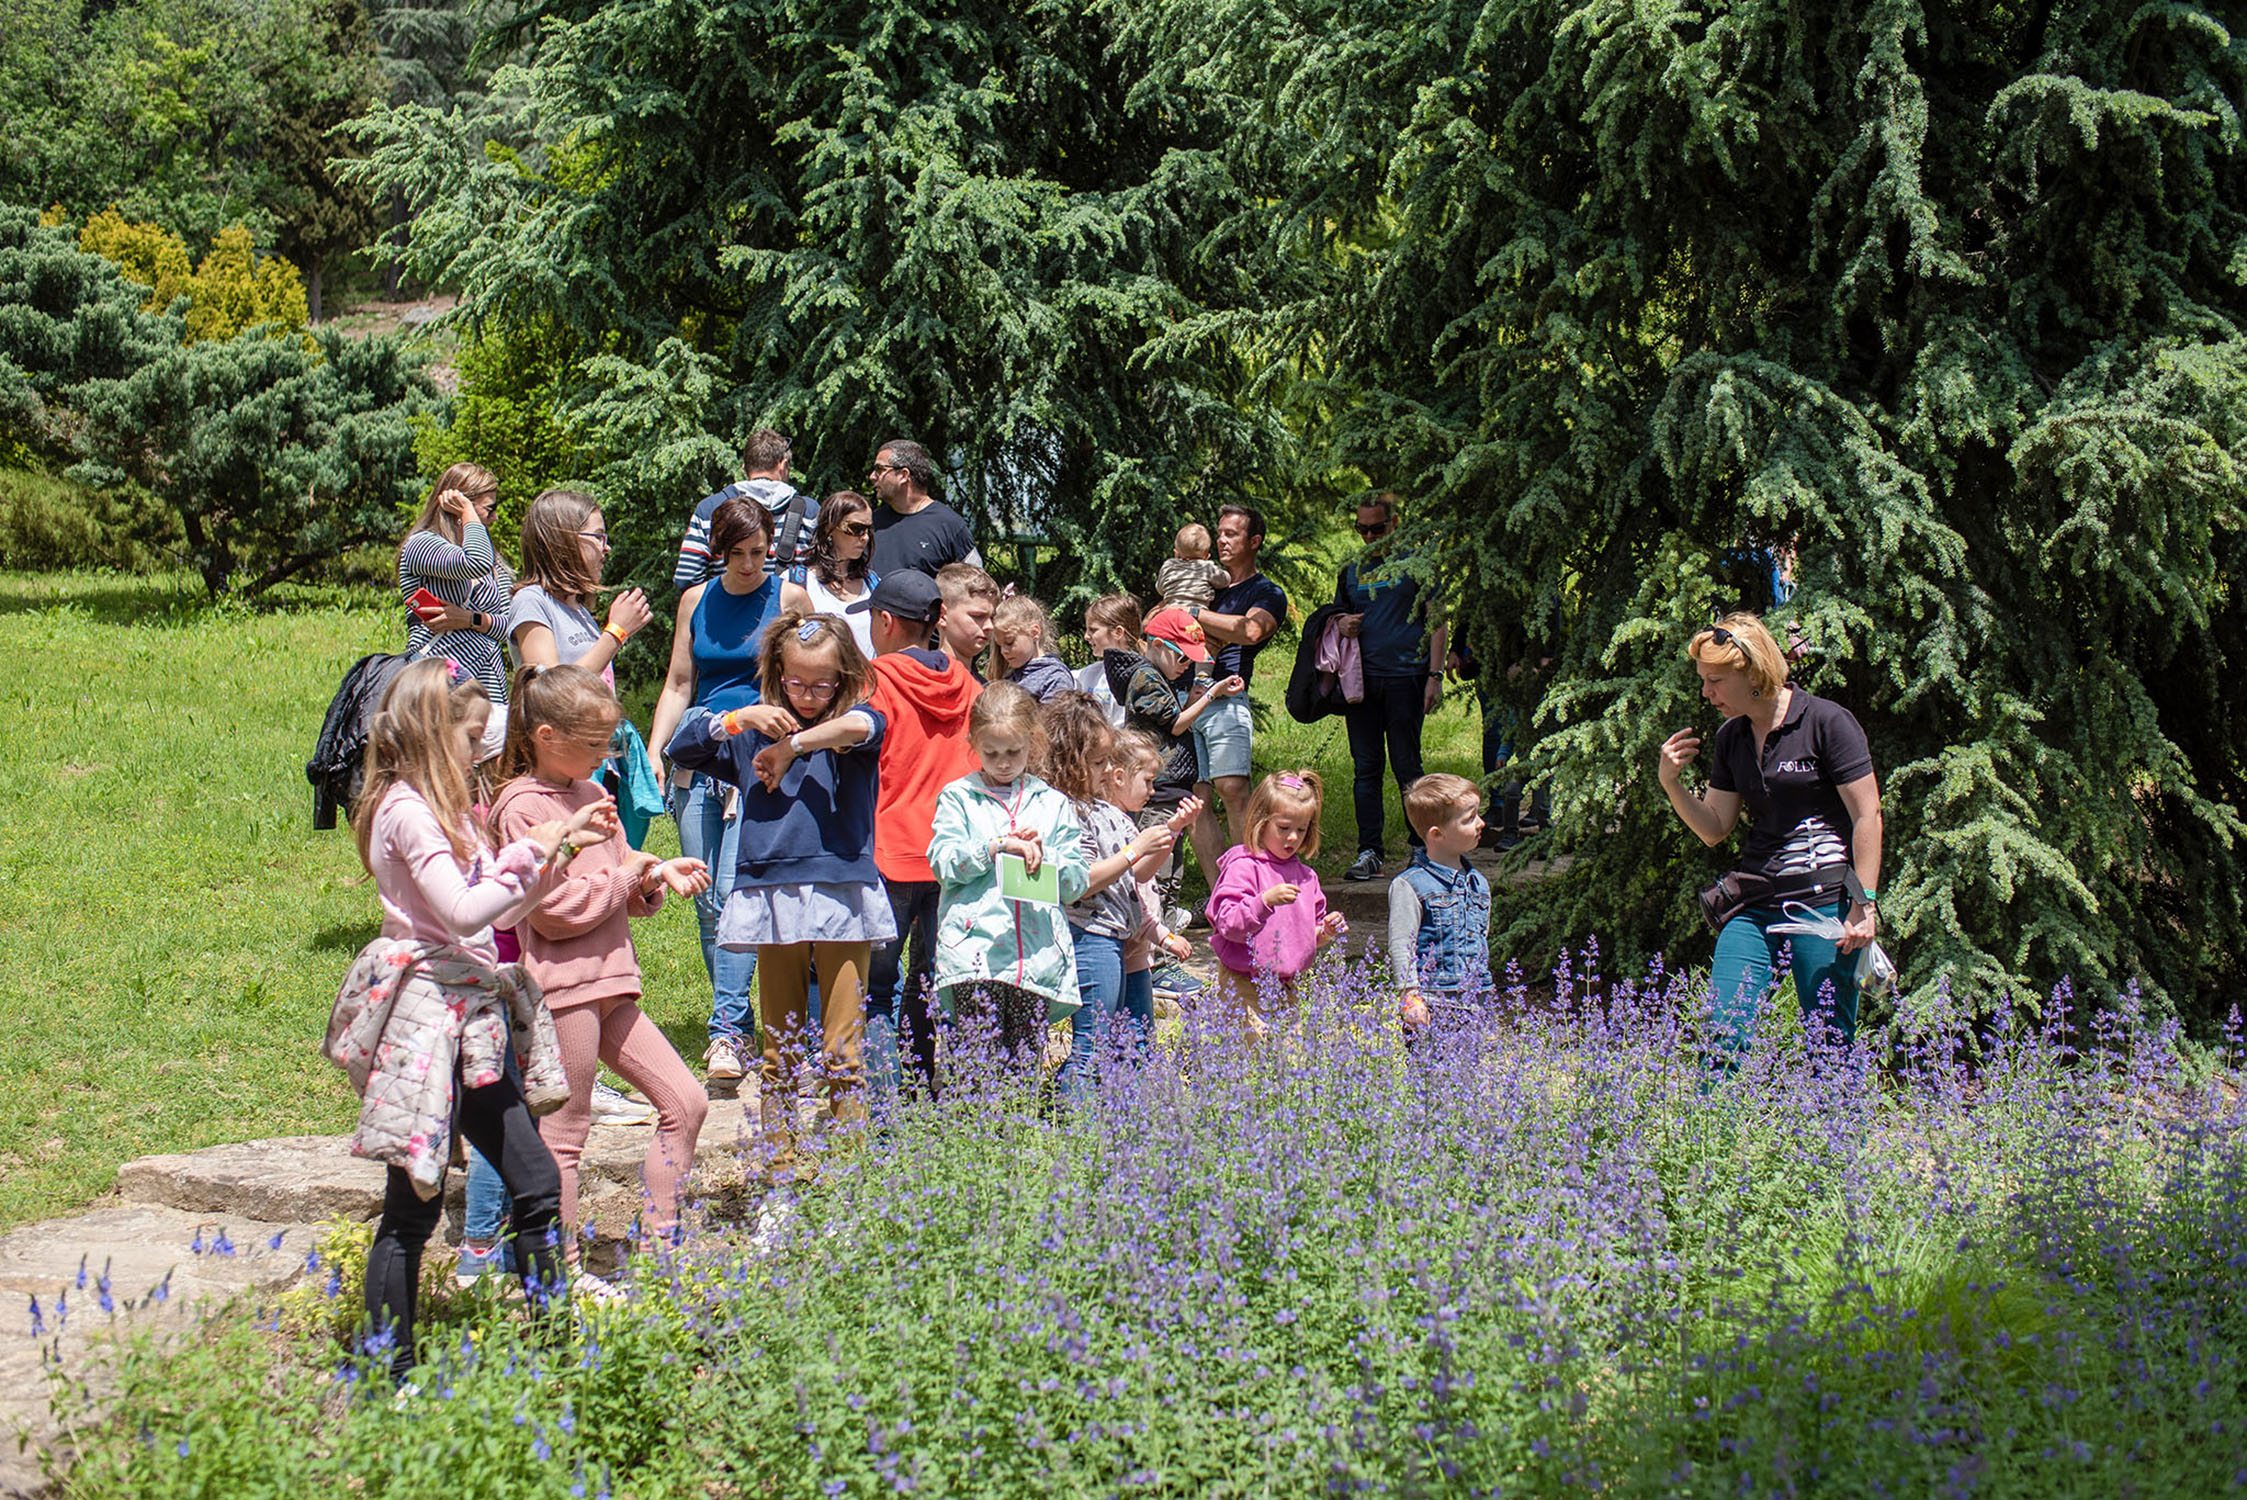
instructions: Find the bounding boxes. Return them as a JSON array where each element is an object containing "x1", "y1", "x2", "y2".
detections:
[{"x1": 664, "y1": 706, "x2": 887, "y2": 888}]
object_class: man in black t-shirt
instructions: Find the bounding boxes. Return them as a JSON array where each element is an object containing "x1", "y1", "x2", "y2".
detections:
[
  {"x1": 1186, "y1": 502, "x2": 1288, "y2": 866},
  {"x1": 868, "y1": 439, "x2": 982, "y2": 577}
]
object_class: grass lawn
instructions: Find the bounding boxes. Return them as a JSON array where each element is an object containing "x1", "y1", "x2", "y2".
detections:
[{"x1": 0, "y1": 569, "x2": 1483, "y2": 1230}]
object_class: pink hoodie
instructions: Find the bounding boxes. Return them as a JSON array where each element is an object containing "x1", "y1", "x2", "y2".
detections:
[{"x1": 1206, "y1": 845, "x2": 1328, "y2": 980}]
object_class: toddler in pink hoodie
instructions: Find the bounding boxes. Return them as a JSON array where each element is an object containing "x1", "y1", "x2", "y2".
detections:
[{"x1": 1205, "y1": 769, "x2": 1348, "y2": 1036}]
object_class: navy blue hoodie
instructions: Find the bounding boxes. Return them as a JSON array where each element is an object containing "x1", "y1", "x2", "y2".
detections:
[{"x1": 665, "y1": 706, "x2": 887, "y2": 888}]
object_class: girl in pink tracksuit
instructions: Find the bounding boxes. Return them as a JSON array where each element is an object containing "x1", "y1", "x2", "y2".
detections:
[{"x1": 1204, "y1": 769, "x2": 1347, "y2": 1038}]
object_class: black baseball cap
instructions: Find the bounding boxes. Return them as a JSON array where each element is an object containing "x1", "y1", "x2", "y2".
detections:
[{"x1": 868, "y1": 569, "x2": 944, "y2": 623}]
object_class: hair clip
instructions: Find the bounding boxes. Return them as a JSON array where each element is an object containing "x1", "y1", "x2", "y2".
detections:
[
  {"x1": 1277, "y1": 773, "x2": 1306, "y2": 790},
  {"x1": 999, "y1": 583, "x2": 1017, "y2": 600},
  {"x1": 440, "y1": 657, "x2": 469, "y2": 686},
  {"x1": 796, "y1": 618, "x2": 823, "y2": 643}
]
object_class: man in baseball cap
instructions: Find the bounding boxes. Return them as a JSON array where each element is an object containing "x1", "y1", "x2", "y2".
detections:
[
  {"x1": 868, "y1": 569, "x2": 944, "y2": 631},
  {"x1": 863, "y1": 562, "x2": 977, "y2": 1108}
]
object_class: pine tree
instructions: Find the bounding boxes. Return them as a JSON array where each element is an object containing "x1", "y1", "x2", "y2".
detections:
[
  {"x1": 1, "y1": 207, "x2": 438, "y2": 594},
  {"x1": 1133, "y1": 0, "x2": 2247, "y2": 1025},
  {"x1": 342, "y1": 0, "x2": 1293, "y2": 597}
]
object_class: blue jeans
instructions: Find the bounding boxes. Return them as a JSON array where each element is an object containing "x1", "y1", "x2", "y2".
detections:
[
  {"x1": 670, "y1": 774, "x2": 757, "y2": 1041},
  {"x1": 866, "y1": 878, "x2": 940, "y2": 1108},
  {"x1": 1710, "y1": 900, "x2": 1860, "y2": 1052},
  {"x1": 463, "y1": 1149, "x2": 508, "y2": 1244},
  {"x1": 463, "y1": 1017, "x2": 522, "y2": 1245},
  {"x1": 1059, "y1": 932, "x2": 1124, "y2": 1102},
  {"x1": 1120, "y1": 967, "x2": 1153, "y2": 1039}
]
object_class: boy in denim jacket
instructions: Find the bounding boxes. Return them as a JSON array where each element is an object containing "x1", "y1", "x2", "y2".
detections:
[{"x1": 1390, "y1": 774, "x2": 1494, "y2": 1031}]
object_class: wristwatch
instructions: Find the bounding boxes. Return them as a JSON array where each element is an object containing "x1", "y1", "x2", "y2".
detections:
[{"x1": 1188, "y1": 605, "x2": 1202, "y2": 621}]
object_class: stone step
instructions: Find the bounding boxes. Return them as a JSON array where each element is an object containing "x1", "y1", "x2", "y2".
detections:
[
  {"x1": 0, "y1": 1203, "x2": 320, "y2": 1500},
  {"x1": 116, "y1": 1135, "x2": 388, "y2": 1224}
]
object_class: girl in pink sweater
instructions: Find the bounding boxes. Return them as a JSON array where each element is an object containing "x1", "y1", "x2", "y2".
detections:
[
  {"x1": 1205, "y1": 769, "x2": 1347, "y2": 1038},
  {"x1": 490, "y1": 665, "x2": 712, "y2": 1295}
]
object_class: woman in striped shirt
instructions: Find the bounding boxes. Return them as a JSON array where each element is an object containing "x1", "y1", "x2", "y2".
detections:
[{"x1": 399, "y1": 463, "x2": 515, "y2": 759}]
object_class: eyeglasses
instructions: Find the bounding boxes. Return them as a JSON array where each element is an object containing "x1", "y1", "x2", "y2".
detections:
[
  {"x1": 869, "y1": 463, "x2": 908, "y2": 475},
  {"x1": 577, "y1": 528, "x2": 609, "y2": 543},
  {"x1": 839, "y1": 522, "x2": 874, "y2": 538},
  {"x1": 783, "y1": 677, "x2": 841, "y2": 698}
]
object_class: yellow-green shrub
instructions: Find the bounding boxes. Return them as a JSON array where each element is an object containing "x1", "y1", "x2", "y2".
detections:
[{"x1": 76, "y1": 211, "x2": 309, "y2": 342}]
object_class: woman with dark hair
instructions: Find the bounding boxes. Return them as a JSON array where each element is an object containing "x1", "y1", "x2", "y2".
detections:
[
  {"x1": 1656, "y1": 611, "x2": 1884, "y2": 1056},
  {"x1": 398, "y1": 462, "x2": 513, "y2": 758},
  {"x1": 649, "y1": 497, "x2": 784, "y2": 1082},
  {"x1": 780, "y1": 490, "x2": 881, "y2": 658}
]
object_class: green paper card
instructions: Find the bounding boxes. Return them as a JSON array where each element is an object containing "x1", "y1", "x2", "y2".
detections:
[{"x1": 998, "y1": 851, "x2": 1060, "y2": 906}]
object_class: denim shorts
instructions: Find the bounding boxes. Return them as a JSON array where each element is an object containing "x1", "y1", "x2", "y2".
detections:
[{"x1": 1193, "y1": 693, "x2": 1254, "y2": 782}]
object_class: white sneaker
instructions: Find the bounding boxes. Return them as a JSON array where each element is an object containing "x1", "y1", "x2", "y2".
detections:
[
  {"x1": 703, "y1": 1036, "x2": 747, "y2": 1081},
  {"x1": 590, "y1": 1080, "x2": 657, "y2": 1126},
  {"x1": 568, "y1": 1267, "x2": 625, "y2": 1304}
]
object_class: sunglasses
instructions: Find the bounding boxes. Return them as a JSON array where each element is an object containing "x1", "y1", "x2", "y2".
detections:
[
  {"x1": 1355, "y1": 522, "x2": 1391, "y2": 538},
  {"x1": 839, "y1": 522, "x2": 874, "y2": 538}
]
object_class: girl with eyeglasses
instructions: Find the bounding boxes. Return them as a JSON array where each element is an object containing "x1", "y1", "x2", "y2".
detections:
[
  {"x1": 663, "y1": 612, "x2": 890, "y2": 1186},
  {"x1": 780, "y1": 490, "x2": 882, "y2": 659},
  {"x1": 509, "y1": 488, "x2": 654, "y2": 687}
]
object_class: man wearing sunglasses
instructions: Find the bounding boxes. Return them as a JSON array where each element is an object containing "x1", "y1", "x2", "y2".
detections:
[
  {"x1": 673, "y1": 428, "x2": 823, "y2": 590},
  {"x1": 1334, "y1": 493, "x2": 1446, "y2": 882},
  {"x1": 868, "y1": 439, "x2": 982, "y2": 577}
]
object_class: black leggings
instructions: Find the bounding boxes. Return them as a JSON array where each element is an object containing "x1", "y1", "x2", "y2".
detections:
[
  {"x1": 364, "y1": 1071, "x2": 562, "y2": 1382},
  {"x1": 953, "y1": 982, "x2": 1049, "y2": 1073}
]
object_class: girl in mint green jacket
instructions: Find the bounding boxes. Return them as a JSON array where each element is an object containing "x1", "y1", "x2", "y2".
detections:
[{"x1": 928, "y1": 683, "x2": 1090, "y2": 1070}]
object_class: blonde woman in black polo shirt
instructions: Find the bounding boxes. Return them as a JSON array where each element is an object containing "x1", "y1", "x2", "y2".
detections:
[{"x1": 1656, "y1": 613, "x2": 1884, "y2": 1053}]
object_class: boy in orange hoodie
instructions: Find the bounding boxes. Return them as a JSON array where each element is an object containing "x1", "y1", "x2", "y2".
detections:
[{"x1": 863, "y1": 571, "x2": 982, "y2": 1105}]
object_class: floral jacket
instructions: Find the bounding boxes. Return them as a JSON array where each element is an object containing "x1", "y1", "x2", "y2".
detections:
[{"x1": 325, "y1": 938, "x2": 569, "y2": 1199}]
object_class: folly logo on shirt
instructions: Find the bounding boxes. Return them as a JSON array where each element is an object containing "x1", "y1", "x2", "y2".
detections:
[{"x1": 1773, "y1": 757, "x2": 1818, "y2": 775}]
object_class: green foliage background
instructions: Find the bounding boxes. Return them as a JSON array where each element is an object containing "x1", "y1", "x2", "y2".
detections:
[
  {"x1": 343, "y1": 0, "x2": 1315, "y2": 600},
  {"x1": 5, "y1": 0, "x2": 2245, "y2": 1023},
  {"x1": 1121, "y1": 0, "x2": 2247, "y2": 1024}
]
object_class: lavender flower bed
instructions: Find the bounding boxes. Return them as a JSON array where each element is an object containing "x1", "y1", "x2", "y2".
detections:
[{"x1": 56, "y1": 953, "x2": 2247, "y2": 1496}]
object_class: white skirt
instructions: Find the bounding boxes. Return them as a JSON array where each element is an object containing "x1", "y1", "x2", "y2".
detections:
[{"x1": 716, "y1": 881, "x2": 898, "y2": 949}]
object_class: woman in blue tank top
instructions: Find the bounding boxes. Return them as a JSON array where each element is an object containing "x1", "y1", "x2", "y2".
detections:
[{"x1": 650, "y1": 497, "x2": 784, "y2": 1080}]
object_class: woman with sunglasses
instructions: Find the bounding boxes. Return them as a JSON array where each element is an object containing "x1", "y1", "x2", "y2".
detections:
[
  {"x1": 1657, "y1": 612, "x2": 1884, "y2": 1057},
  {"x1": 780, "y1": 490, "x2": 882, "y2": 659}
]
